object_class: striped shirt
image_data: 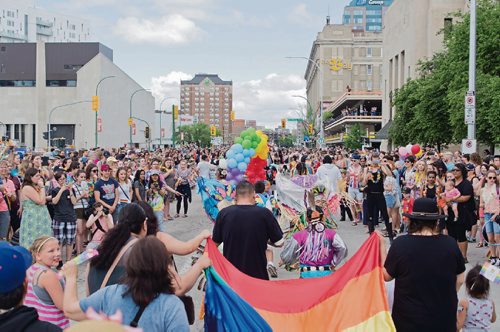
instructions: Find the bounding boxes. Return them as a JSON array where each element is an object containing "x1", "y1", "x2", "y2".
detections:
[{"x1": 24, "y1": 264, "x2": 70, "y2": 329}]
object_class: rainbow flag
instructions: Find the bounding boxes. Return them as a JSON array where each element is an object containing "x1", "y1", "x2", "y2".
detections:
[{"x1": 204, "y1": 234, "x2": 395, "y2": 331}]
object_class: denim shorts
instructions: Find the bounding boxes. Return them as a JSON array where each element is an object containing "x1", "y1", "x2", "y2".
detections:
[
  {"x1": 348, "y1": 188, "x2": 363, "y2": 202},
  {"x1": 484, "y1": 213, "x2": 500, "y2": 235},
  {"x1": 384, "y1": 192, "x2": 396, "y2": 209}
]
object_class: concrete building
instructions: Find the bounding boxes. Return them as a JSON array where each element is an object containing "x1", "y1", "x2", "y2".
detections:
[
  {"x1": 380, "y1": 0, "x2": 467, "y2": 147},
  {"x1": 230, "y1": 119, "x2": 257, "y2": 140},
  {"x1": 180, "y1": 74, "x2": 233, "y2": 143},
  {"x1": 343, "y1": 0, "x2": 394, "y2": 32},
  {"x1": 0, "y1": 0, "x2": 91, "y2": 43},
  {"x1": 305, "y1": 22, "x2": 384, "y2": 146},
  {"x1": 0, "y1": 42, "x2": 154, "y2": 149}
]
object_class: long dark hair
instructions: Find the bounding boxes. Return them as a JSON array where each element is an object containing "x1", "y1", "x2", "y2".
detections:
[
  {"x1": 22, "y1": 168, "x2": 39, "y2": 188},
  {"x1": 90, "y1": 203, "x2": 147, "y2": 270},
  {"x1": 136, "y1": 201, "x2": 158, "y2": 235},
  {"x1": 85, "y1": 163, "x2": 97, "y2": 181},
  {"x1": 408, "y1": 218, "x2": 438, "y2": 234},
  {"x1": 133, "y1": 169, "x2": 145, "y2": 186},
  {"x1": 465, "y1": 265, "x2": 490, "y2": 299},
  {"x1": 122, "y1": 236, "x2": 174, "y2": 307}
]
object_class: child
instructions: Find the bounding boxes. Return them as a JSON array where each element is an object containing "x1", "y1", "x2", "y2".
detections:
[
  {"x1": 86, "y1": 202, "x2": 114, "y2": 249},
  {"x1": 24, "y1": 236, "x2": 70, "y2": 329},
  {"x1": 148, "y1": 181, "x2": 166, "y2": 233},
  {"x1": 440, "y1": 180, "x2": 461, "y2": 221},
  {"x1": 401, "y1": 187, "x2": 414, "y2": 234},
  {"x1": 457, "y1": 265, "x2": 496, "y2": 331}
]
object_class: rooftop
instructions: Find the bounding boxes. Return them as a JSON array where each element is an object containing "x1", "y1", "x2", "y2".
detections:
[{"x1": 181, "y1": 74, "x2": 232, "y2": 86}]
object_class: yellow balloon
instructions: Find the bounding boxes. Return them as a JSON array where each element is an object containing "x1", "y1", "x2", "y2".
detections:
[{"x1": 415, "y1": 150, "x2": 423, "y2": 158}]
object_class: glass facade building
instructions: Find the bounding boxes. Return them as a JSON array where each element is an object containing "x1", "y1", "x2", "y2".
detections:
[{"x1": 343, "y1": 0, "x2": 394, "y2": 32}]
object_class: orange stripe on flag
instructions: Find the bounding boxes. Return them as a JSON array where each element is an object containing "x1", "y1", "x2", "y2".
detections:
[{"x1": 255, "y1": 267, "x2": 395, "y2": 331}]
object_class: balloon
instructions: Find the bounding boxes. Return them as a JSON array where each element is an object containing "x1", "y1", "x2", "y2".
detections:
[
  {"x1": 406, "y1": 144, "x2": 413, "y2": 155},
  {"x1": 235, "y1": 153, "x2": 244, "y2": 162},
  {"x1": 242, "y1": 149, "x2": 250, "y2": 157},
  {"x1": 247, "y1": 127, "x2": 255, "y2": 134},
  {"x1": 234, "y1": 137, "x2": 243, "y2": 144},
  {"x1": 231, "y1": 168, "x2": 240, "y2": 176},
  {"x1": 219, "y1": 159, "x2": 227, "y2": 169},
  {"x1": 248, "y1": 148, "x2": 255, "y2": 157},
  {"x1": 233, "y1": 144, "x2": 243, "y2": 153},
  {"x1": 415, "y1": 150, "x2": 423, "y2": 158},
  {"x1": 226, "y1": 150, "x2": 235, "y2": 159},
  {"x1": 411, "y1": 144, "x2": 421, "y2": 155},
  {"x1": 229, "y1": 180, "x2": 238, "y2": 186},
  {"x1": 242, "y1": 140, "x2": 252, "y2": 149},
  {"x1": 251, "y1": 141, "x2": 258, "y2": 149},
  {"x1": 398, "y1": 147, "x2": 407, "y2": 156},
  {"x1": 244, "y1": 157, "x2": 251, "y2": 164},
  {"x1": 238, "y1": 162, "x2": 248, "y2": 172},
  {"x1": 227, "y1": 158, "x2": 237, "y2": 169}
]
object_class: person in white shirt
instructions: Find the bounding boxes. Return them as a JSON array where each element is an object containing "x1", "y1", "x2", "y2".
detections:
[
  {"x1": 316, "y1": 155, "x2": 341, "y2": 193},
  {"x1": 197, "y1": 155, "x2": 217, "y2": 179}
]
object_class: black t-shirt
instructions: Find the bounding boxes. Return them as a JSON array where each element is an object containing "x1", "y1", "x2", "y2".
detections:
[
  {"x1": 365, "y1": 169, "x2": 384, "y2": 194},
  {"x1": 384, "y1": 234, "x2": 466, "y2": 332},
  {"x1": 424, "y1": 184, "x2": 437, "y2": 200},
  {"x1": 212, "y1": 205, "x2": 283, "y2": 280},
  {"x1": 455, "y1": 179, "x2": 475, "y2": 224},
  {"x1": 51, "y1": 188, "x2": 76, "y2": 223}
]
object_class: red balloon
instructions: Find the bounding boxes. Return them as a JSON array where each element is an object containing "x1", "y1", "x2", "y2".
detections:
[{"x1": 411, "y1": 144, "x2": 421, "y2": 155}]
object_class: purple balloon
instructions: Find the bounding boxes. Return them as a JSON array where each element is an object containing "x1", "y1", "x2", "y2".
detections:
[
  {"x1": 231, "y1": 168, "x2": 241, "y2": 176},
  {"x1": 236, "y1": 174, "x2": 244, "y2": 182}
]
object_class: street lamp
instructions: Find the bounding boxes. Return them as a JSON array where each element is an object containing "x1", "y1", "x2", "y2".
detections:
[
  {"x1": 286, "y1": 56, "x2": 324, "y2": 147},
  {"x1": 158, "y1": 97, "x2": 177, "y2": 147},
  {"x1": 129, "y1": 88, "x2": 150, "y2": 147},
  {"x1": 48, "y1": 101, "x2": 91, "y2": 149},
  {"x1": 131, "y1": 116, "x2": 152, "y2": 151},
  {"x1": 94, "y1": 75, "x2": 116, "y2": 148}
]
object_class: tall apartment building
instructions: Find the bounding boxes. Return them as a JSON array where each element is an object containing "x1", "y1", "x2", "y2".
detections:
[
  {"x1": 380, "y1": 0, "x2": 467, "y2": 148},
  {"x1": 0, "y1": 0, "x2": 90, "y2": 43},
  {"x1": 343, "y1": 0, "x2": 394, "y2": 32},
  {"x1": 305, "y1": 23, "x2": 384, "y2": 146},
  {"x1": 180, "y1": 74, "x2": 233, "y2": 143}
]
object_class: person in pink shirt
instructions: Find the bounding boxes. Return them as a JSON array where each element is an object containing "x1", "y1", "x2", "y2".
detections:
[
  {"x1": 0, "y1": 160, "x2": 16, "y2": 240},
  {"x1": 86, "y1": 202, "x2": 114, "y2": 249},
  {"x1": 440, "y1": 180, "x2": 461, "y2": 221}
]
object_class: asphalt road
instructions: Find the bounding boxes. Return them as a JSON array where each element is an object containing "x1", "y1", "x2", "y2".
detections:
[{"x1": 78, "y1": 192, "x2": 500, "y2": 331}]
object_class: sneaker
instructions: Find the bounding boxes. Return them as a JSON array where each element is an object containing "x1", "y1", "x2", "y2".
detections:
[
  {"x1": 267, "y1": 264, "x2": 278, "y2": 278},
  {"x1": 489, "y1": 257, "x2": 497, "y2": 265}
]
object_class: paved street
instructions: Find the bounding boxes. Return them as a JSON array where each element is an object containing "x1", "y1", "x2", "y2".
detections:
[{"x1": 165, "y1": 193, "x2": 500, "y2": 331}]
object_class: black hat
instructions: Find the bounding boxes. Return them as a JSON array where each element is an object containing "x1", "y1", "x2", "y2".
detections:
[{"x1": 403, "y1": 198, "x2": 446, "y2": 221}]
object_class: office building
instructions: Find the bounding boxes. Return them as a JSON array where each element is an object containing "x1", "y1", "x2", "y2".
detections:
[
  {"x1": 379, "y1": 0, "x2": 467, "y2": 147},
  {"x1": 342, "y1": 0, "x2": 394, "y2": 32},
  {"x1": 0, "y1": 42, "x2": 154, "y2": 149},
  {"x1": 0, "y1": 0, "x2": 90, "y2": 43},
  {"x1": 180, "y1": 74, "x2": 233, "y2": 143},
  {"x1": 305, "y1": 22, "x2": 384, "y2": 146}
]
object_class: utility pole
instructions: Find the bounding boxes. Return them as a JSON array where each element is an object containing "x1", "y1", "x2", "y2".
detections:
[{"x1": 464, "y1": 0, "x2": 477, "y2": 153}]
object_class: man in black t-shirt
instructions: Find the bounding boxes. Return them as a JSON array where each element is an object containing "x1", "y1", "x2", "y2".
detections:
[{"x1": 212, "y1": 181, "x2": 284, "y2": 280}]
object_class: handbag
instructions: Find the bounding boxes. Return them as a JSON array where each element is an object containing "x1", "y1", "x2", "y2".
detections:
[
  {"x1": 73, "y1": 185, "x2": 93, "y2": 219},
  {"x1": 172, "y1": 257, "x2": 195, "y2": 325}
]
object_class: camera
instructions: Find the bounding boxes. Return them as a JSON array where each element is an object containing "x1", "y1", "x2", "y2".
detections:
[{"x1": 102, "y1": 207, "x2": 109, "y2": 215}]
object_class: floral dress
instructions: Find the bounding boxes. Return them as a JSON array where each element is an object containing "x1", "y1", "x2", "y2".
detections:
[{"x1": 20, "y1": 198, "x2": 52, "y2": 249}]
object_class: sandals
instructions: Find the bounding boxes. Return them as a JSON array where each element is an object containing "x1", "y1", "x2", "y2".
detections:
[
  {"x1": 352, "y1": 222, "x2": 358, "y2": 226},
  {"x1": 174, "y1": 214, "x2": 179, "y2": 218}
]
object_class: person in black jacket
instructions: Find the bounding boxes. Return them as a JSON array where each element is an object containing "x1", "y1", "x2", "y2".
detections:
[{"x1": 0, "y1": 241, "x2": 61, "y2": 332}]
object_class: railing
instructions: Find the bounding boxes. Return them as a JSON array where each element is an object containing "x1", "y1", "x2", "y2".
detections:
[
  {"x1": 324, "y1": 114, "x2": 382, "y2": 130},
  {"x1": 36, "y1": 26, "x2": 53, "y2": 36},
  {"x1": 36, "y1": 18, "x2": 53, "y2": 27},
  {"x1": 0, "y1": 30, "x2": 26, "y2": 40},
  {"x1": 325, "y1": 131, "x2": 376, "y2": 142}
]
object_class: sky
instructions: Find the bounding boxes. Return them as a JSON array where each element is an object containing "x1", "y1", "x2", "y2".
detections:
[{"x1": 36, "y1": 0, "x2": 351, "y2": 128}]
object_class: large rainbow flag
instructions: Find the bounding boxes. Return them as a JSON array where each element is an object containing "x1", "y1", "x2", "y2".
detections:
[{"x1": 203, "y1": 233, "x2": 395, "y2": 331}]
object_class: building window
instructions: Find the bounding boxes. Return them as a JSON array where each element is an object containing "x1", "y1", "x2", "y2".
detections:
[
  {"x1": 46, "y1": 80, "x2": 77, "y2": 87},
  {"x1": 367, "y1": 64, "x2": 373, "y2": 75},
  {"x1": 367, "y1": 47, "x2": 372, "y2": 57},
  {"x1": 444, "y1": 18, "x2": 453, "y2": 39},
  {"x1": 0, "y1": 80, "x2": 36, "y2": 87},
  {"x1": 367, "y1": 80, "x2": 373, "y2": 91},
  {"x1": 353, "y1": 10, "x2": 363, "y2": 16}
]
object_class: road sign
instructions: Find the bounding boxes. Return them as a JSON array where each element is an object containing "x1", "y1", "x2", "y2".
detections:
[
  {"x1": 211, "y1": 137, "x2": 222, "y2": 146},
  {"x1": 287, "y1": 118, "x2": 303, "y2": 122},
  {"x1": 97, "y1": 117, "x2": 102, "y2": 132},
  {"x1": 462, "y1": 139, "x2": 477, "y2": 154},
  {"x1": 128, "y1": 117, "x2": 133, "y2": 126},
  {"x1": 465, "y1": 106, "x2": 475, "y2": 124},
  {"x1": 131, "y1": 123, "x2": 136, "y2": 135},
  {"x1": 465, "y1": 94, "x2": 475, "y2": 107}
]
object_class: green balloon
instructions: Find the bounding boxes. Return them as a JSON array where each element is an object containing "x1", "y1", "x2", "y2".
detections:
[
  {"x1": 240, "y1": 130, "x2": 248, "y2": 138},
  {"x1": 251, "y1": 134, "x2": 258, "y2": 142},
  {"x1": 234, "y1": 137, "x2": 243, "y2": 144},
  {"x1": 251, "y1": 141, "x2": 258, "y2": 149},
  {"x1": 256, "y1": 136, "x2": 262, "y2": 143},
  {"x1": 242, "y1": 140, "x2": 252, "y2": 149},
  {"x1": 247, "y1": 127, "x2": 256, "y2": 134}
]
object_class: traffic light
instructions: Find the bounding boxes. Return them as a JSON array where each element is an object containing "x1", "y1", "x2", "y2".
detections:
[
  {"x1": 92, "y1": 95, "x2": 99, "y2": 112},
  {"x1": 210, "y1": 125, "x2": 216, "y2": 136},
  {"x1": 230, "y1": 111, "x2": 235, "y2": 121},
  {"x1": 43, "y1": 131, "x2": 48, "y2": 140},
  {"x1": 145, "y1": 126, "x2": 150, "y2": 139},
  {"x1": 281, "y1": 119, "x2": 286, "y2": 129},
  {"x1": 308, "y1": 124, "x2": 313, "y2": 134},
  {"x1": 173, "y1": 105, "x2": 179, "y2": 120}
]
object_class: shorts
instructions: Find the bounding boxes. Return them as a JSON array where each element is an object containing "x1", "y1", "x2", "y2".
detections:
[
  {"x1": 75, "y1": 208, "x2": 85, "y2": 220},
  {"x1": 51, "y1": 219, "x2": 76, "y2": 245},
  {"x1": 384, "y1": 192, "x2": 400, "y2": 209},
  {"x1": 484, "y1": 213, "x2": 500, "y2": 235},
  {"x1": 348, "y1": 188, "x2": 363, "y2": 202}
]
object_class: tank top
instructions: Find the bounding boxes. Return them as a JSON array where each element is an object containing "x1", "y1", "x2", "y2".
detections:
[
  {"x1": 24, "y1": 264, "x2": 70, "y2": 329},
  {"x1": 463, "y1": 297, "x2": 493, "y2": 330}
]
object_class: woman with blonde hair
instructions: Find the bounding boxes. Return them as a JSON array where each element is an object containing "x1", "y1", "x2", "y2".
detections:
[{"x1": 414, "y1": 160, "x2": 428, "y2": 199}]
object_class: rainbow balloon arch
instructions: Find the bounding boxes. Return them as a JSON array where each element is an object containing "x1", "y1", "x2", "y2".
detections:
[{"x1": 225, "y1": 128, "x2": 269, "y2": 185}]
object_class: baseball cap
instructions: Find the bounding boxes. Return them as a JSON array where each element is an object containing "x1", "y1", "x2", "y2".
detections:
[
  {"x1": 101, "y1": 164, "x2": 111, "y2": 171},
  {"x1": 150, "y1": 170, "x2": 160, "y2": 176},
  {"x1": 465, "y1": 163, "x2": 475, "y2": 171},
  {"x1": 0, "y1": 241, "x2": 32, "y2": 293},
  {"x1": 106, "y1": 156, "x2": 118, "y2": 164},
  {"x1": 103, "y1": 151, "x2": 111, "y2": 158}
]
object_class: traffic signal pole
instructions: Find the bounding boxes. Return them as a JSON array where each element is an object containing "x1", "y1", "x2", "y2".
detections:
[{"x1": 172, "y1": 105, "x2": 176, "y2": 148}]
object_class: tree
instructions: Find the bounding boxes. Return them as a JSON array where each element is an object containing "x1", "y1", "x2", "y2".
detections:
[
  {"x1": 344, "y1": 123, "x2": 363, "y2": 150},
  {"x1": 389, "y1": 0, "x2": 500, "y2": 149},
  {"x1": 176, "y1": 123, "x2": 212, "y2": 147},
  {"x1": 279, "y1": 135, "x2": 296, "y2": 148}
]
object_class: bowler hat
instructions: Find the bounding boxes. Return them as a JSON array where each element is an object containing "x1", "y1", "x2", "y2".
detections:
[{"x1": 403, "y1": 198, "x2": 446, "y2": 221}]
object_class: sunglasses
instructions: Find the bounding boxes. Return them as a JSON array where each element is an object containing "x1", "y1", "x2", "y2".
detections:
[
  {"x1": 92, "y1": 169, "x2": 98, "y2": 173},
  {"x1": 488, "y1": 176, "x2": 496, "y2": 179},
  {"x1": 452, "y1": 169, "x2": 460, "y2": 172}
]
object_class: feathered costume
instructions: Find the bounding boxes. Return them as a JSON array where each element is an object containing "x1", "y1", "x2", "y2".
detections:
[{"x1": 197, "y1": 178, "x2": 235, "y2": 223}]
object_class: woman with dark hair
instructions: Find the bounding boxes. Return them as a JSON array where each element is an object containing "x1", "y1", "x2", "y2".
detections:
[
  {"x1": 84, "y1": 163, "x2": 98, "y2": 206},
  {"x1": 19, "y1": 168, "x2": 52, "y2": 248},
  {"x1": 63, "y1": 236, "x2": 191, "y2": 331},
  {"x1": 447, "y1": 163, "x2": 475, "y2": 262},
  {"x1": 382, "y1": 198, "x2": 466, "y2": 332},
  {"x1": 132, "y1": 169, "x2": 146, "y2": 202}
]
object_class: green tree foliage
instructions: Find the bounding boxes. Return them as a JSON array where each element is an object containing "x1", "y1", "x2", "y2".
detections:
[
  {"x1": 279, "y1": 135, "x2": 296, "y2": 147},
  {"x1": 176, "y1": 123, "x2": 212, "y2": 147},
  {"x1": 344, "y1": 123, "x2": 363, "y2": 150},
  {"x1": 390, "y1": 0, "x2": 500, "y2": 147}
]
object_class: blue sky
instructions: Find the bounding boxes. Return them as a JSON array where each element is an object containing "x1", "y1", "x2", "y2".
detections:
[{"x1": 37, "y1": 0, "x2": 351, "y2": 127}]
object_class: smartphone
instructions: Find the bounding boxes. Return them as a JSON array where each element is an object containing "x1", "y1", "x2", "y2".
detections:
[{"x1": 41, "y1": 156, "x2": 50, "y2": 167}]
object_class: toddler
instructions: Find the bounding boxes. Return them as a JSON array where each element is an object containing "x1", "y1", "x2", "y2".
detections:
[
  {"x1": 440, "y1": 180, "x2": 461, "y2": 221},
  {"x1": 457, "y1": 265, "x2": 496, "y2": 331}
]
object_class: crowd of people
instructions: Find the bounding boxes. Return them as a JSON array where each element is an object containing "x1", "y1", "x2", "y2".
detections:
[{"x1": 0, "y1": 141, "x2": 498, "y2": 331}]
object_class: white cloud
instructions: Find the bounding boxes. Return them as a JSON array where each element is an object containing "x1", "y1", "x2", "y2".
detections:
[
  {"x1": 113, "y1": 15, "x2": 203, "y2": 45},
  {"x1": 288, "y1": 4, "x2": 312, "y2": 24},
  {"x1": 151, "y1": 71, "x2": 193, "y2": 108}
]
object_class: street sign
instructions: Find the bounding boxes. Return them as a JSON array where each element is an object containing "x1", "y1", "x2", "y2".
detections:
[
  {"x1": 128, "y1": 117, "x2": 133, "y2": 126},
  {"x1": 97, "y1": 117, "x2": 102, "y2": 132},
  {"x1": 211, "y1": 137, "x2": 222, "y2": 146},
  {"x1": 160, "y1": 128, "x2": 165, "y2": 138},
  {"x1": 465, "y1": 106, "x2": 475, "y2": 124},
  {"x1": 465, "y1": 94, "x2": 475, "y2": 107},
  {"x1": 287, "y1": 118, "x2": 303, "y2": 122},
  {"x1": 303, "y1": 136, "x2": 309, "y2": 142},
  {"x1": 131, "y1": 123, "x2": 136, "y2": 135},
  {"x1": 462, "y1": 139, "x2": 477, "y2": 154}
]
